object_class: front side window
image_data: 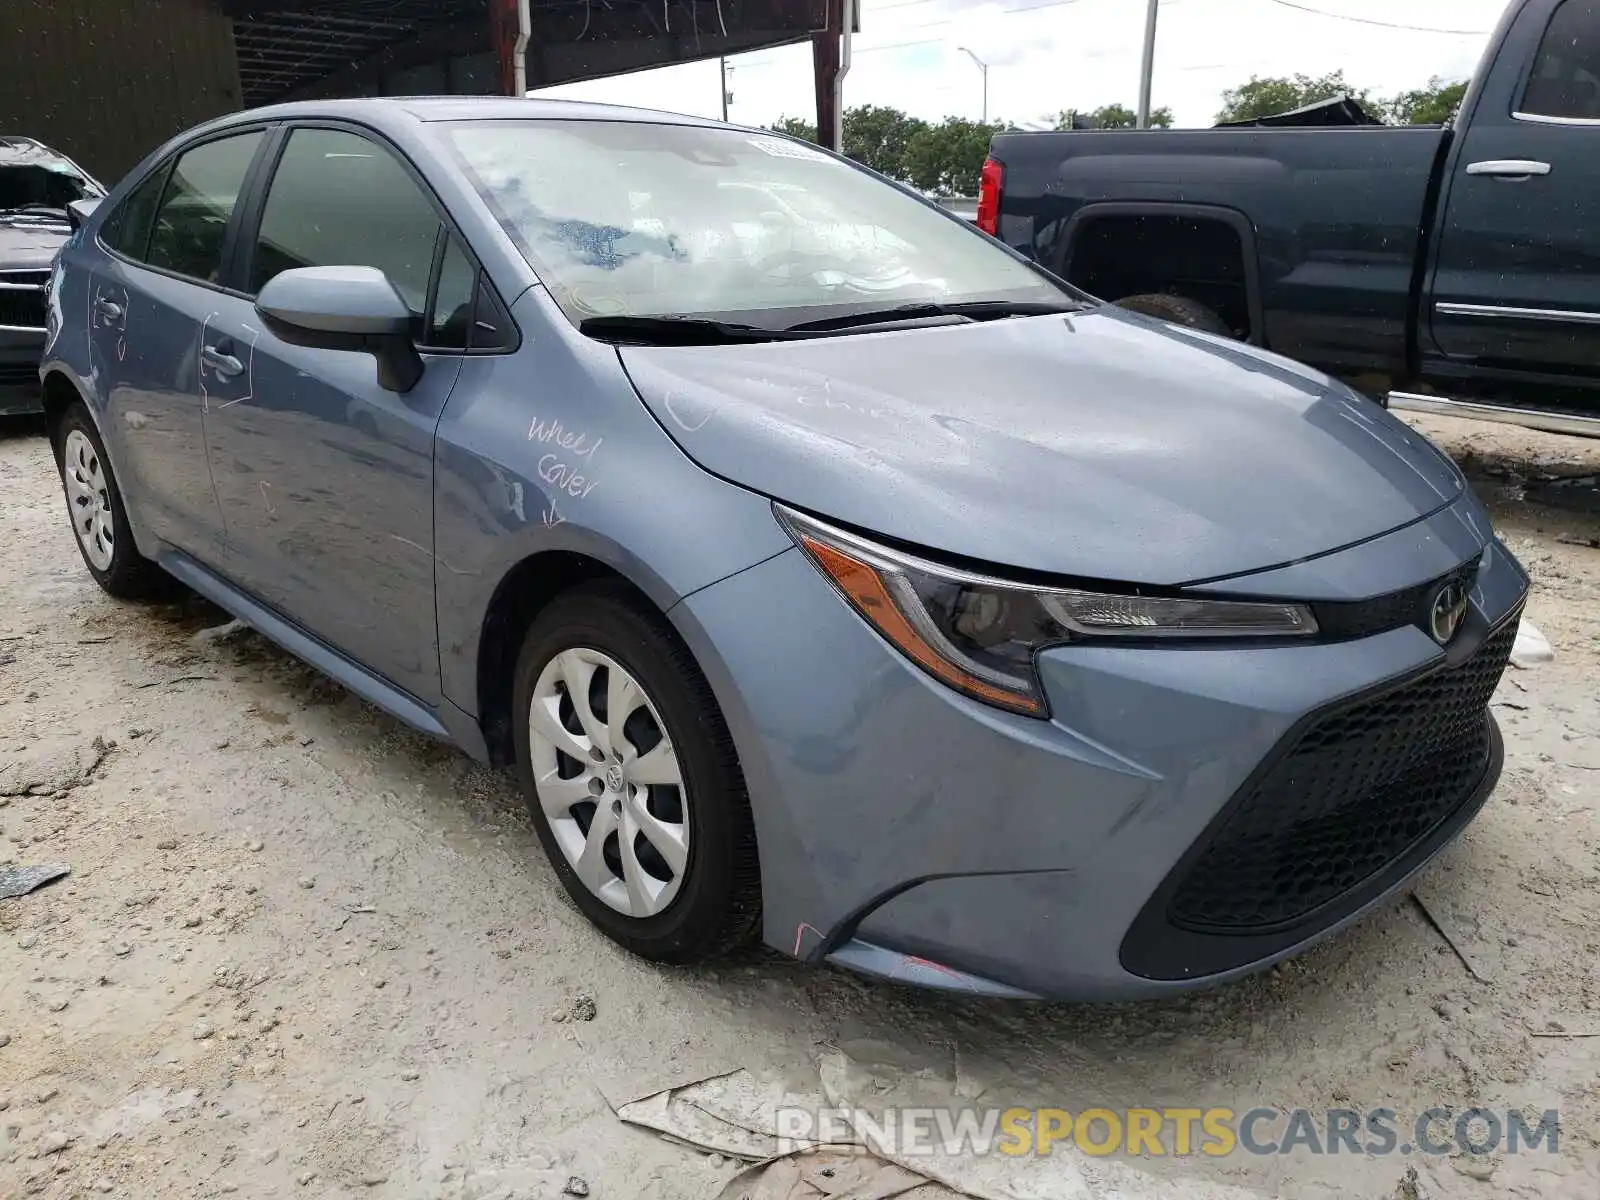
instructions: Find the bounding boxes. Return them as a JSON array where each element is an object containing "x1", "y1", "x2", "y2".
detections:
[
  {"x1": 440, "y1": 119, "x2": 1070, "y2": 326},
  {"x1": 1523, "y1": 0, "x2": 1600, "y2": 119},
  {"x1": 250, "y1": 128, "x2": 442, "y2": 338},
  {"x1": 146, "y1": 131, "x2": 263, "y2": 284}
]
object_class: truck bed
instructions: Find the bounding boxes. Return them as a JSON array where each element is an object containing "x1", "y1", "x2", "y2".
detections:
[{"x1": 987, "y1": 126, "x2": 1451, "y2": 377}]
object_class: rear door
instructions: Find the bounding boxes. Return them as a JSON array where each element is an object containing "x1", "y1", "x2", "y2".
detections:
[
  {"x1": 88, "y1": 129, "x2": 267, "y2": 561},
  {"x1": 1428, "y1": 0, "x2": 1600, "y2": 374},
  {"x1": 199, "y1": 124, "x2": 477, "y2": 703}
]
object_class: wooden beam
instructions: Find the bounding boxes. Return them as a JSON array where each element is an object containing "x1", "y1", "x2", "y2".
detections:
[{"x1": 812, "y1": 0, "x2": 843, "y2": 149}]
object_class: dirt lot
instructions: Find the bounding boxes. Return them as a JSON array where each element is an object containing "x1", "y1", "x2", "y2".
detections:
[{"x1": 2, "y1": 413, "x2": 1599, "y2": 1200}]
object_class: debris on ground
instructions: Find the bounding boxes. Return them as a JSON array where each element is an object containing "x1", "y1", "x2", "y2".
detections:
[
  {"x1": 190, "y1": 618, "x2": 249, "y2": 646},
  {"x1": 0, "y1": 863, "x2": 70, "y2": 900},
  {"x1": 0, "y1": 734, "x2": 109, "y2": 795},
  {"x1": 1410, "y1": 884, "x2": 1495, "y2": 983},
  {"x1": 1510, "y1": 619, "x2": 1555, "y2": 669}
]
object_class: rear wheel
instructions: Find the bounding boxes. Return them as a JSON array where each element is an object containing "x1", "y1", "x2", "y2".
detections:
[
  {"x1": 512, "y1": 582, "x2": 761, "y2": 963},
  {"x1": 54, "y1": 403, "x2": 178, "y2": 601},
  {"x1": 1114, "y1": 292, "x2": 1233, "y2": 337}
]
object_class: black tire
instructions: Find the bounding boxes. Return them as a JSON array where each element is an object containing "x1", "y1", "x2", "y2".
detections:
[
  {"x1": 1114, "y1": 292, "x2": 1234, "y2": 337},
  {"x1": 53, "y1": 402, "x2": 180, "y2": 601},
  {"x1": 512, "y1": 581, "x2": 761, "y2": 963}
]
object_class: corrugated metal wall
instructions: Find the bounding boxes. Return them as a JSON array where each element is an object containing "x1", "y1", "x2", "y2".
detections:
[{"x1": 0, "y1": 0, "x2": 241, "y2": 186}]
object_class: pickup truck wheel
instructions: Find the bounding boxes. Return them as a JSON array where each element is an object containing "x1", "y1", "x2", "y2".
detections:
[{"x1": 1114, "y1": 293, "x2": 1233, "y2": 338}]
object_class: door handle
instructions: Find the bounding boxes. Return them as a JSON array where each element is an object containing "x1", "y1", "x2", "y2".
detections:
[
  {"x1": 201, "y1": 344, "x2": 245, "y2": 378},
  {"x1": 94, "y1": 298, "x2": 123, "y2": 321},
  {"x1": 1465, "y1": 159, "x2": 1552, "y2": 179}
]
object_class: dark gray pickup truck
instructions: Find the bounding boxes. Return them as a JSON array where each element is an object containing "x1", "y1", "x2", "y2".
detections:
[{"x1": 979, "y1": 0, "x2": 1600, "y2": 436}]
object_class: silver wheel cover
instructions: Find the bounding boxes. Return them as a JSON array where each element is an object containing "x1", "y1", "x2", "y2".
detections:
[
  {"x1": 62, "y1": 429, "x2": 115, "y2": 571},
  {"x1": 528, "y1": 647, "x2": 690, "y2": 918}
]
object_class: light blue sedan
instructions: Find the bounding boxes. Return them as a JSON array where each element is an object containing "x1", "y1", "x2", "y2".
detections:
[{"x1": 41, "y1": 98, "x2": 1528, "y2": 1000}]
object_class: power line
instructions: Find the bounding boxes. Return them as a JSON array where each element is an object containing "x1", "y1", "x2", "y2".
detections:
[
  {"x1": 736, "y1": 0, "x2": 1094, "y2": 66},
  {"x1": 1258, "y1": 0, "x2": 1488, "y2": 36}
]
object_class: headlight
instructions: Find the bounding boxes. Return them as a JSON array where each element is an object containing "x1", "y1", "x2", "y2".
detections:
[{"x1": 778, "y1": 507, "x2": 1318, "y2": 718}]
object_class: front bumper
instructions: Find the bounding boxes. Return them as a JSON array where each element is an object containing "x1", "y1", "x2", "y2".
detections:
[
  {"x1": 673, "y1": 497, "x2": 1530, "y2": 1001},
  {"x1": 0, "y1": 328, "x2": 45, "y2": 416}
]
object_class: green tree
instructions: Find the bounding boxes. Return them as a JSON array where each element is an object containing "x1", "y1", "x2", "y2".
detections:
[
  {"x1": 903, "y1": 117, "x2": 1007, "y2": 197},
  {"x1": 1215, "y1": 71, "x2": 1379, "y2": 123},
  {"x1": 1057, "y1": 104, "x2": 1173, "y2": 130},
  {"x1": 769, "y1": 115, "x2": 818, "y2": 143},
  {"x1": 842, "y1": 105, "x2": 930, "y2": 180},
  {"x1": 1387, "y1": 77, "x2": 1469, "y2": 125}
]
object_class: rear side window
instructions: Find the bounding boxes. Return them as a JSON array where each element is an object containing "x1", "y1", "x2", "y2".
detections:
[
  {"x1": 249, "y1": 128, "x2": 441, "y2": 339},
  {"x1": 1522, "y1": 0, "x2": 1600, "y2": 119},
  {"x1": 145, "y1": 131, "x2": 264, "y2": 284},
  {"x1": 101, "y1": 164, "x2": 170, "y2": 260}
]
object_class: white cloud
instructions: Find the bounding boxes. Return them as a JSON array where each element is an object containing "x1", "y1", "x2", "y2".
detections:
[{"x1": 533, "y1": 0, "x2": 1506, "y2": 128}]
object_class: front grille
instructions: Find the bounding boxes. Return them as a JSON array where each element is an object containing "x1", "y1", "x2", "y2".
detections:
[
  {"x1": 0, "y1": 362, "x2": 37, "y2": 385},
  {"x1": 1167, "y1": 614, "x2": 1519, "y2": 933},
  {"x1": 0, "y1": 272, "x2": 48, "y2": 329},
  {"x1": 1311, "y1": 554, "x2": 1482, "y2": 641}
]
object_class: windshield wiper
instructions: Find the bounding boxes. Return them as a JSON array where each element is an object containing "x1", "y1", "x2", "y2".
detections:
[
  {"x1": 783, "y1": 299, "x2": 1085, "y2": 332},
  {"x1": 578, "y1": 315, "x2": 798, "y2": 345}
]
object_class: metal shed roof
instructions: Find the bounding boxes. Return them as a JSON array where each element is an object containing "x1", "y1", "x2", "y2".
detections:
[{"x1": 226, "y1": 0, "x2": 829, "y2": 108}]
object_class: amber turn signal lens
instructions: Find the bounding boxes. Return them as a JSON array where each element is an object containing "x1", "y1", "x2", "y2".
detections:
[{"x1": 798, "y1": 533, "x2": 1047, "y2": 717}]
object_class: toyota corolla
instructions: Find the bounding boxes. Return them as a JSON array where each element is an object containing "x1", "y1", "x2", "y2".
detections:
[{"x1": 40, "y1": 98, "x2": 1527, "y2": 1000}]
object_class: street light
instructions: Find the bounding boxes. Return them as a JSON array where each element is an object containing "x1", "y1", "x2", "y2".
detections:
[
  {"x1": 1137, "y1": 0, "x2": 1159, "y2": 128},
  {"x1": 957, "y1": 46, "x2": 988, "y2": 124}
]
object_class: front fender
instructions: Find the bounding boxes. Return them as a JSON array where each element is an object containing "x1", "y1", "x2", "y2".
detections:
[{"x1": 432, "y1": 286, "x2": 794, "y2": 717}]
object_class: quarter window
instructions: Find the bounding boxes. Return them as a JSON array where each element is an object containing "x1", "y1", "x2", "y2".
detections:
[
  {"x1": 429, "y1": 234, "x2": 477, "y2": 350},
  {"x1": 250, "y1": 128, "x2": 441, "y2": 339},
  {"x1": 145, "y1": 131, "x2": 264, "y2": 284},
  {"x1": 1523, "y1": 0, "x2": 1600, "y2": 119},
  {"x1": 101, "y1": 163, "x2": 171, "y2": 261}
]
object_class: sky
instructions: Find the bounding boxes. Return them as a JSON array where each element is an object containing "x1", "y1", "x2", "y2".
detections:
[{"x1": 532, "y1": 0, "x2": 1507, "y2": 129}]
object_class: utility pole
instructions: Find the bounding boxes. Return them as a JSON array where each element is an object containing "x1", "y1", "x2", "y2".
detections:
[
  {"x1": 958, "y1": 46, "x2": 988, "y2": 124},
  {"x1": 720, "y1": 57, "x2": 730, "y2": 121},
  {"x1": 1136, "y1": 0, "x2": 1158, "y2": 128}
]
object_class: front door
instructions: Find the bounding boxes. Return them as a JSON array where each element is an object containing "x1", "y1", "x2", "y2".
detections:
[
  {"x1": 202, "y1": 125, "x2": 474, "y2": 704},
  {"x1": 1428, "y1": 0, "x2": 1600, "y2": 375},
  {"x1": 87, "y1": 130, "x2": 265, "y2": 561}
]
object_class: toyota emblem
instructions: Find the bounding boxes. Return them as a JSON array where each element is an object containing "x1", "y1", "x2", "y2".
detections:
[{"x1": 1428, "y1": 580, "x2": 1469, "y2": 645}]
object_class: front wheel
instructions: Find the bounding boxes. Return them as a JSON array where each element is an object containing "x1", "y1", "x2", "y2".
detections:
[
  {"x1": 54, "y1": 403, "x2": 179, "y2": 601},
  {"x1": 512, "y1": 583, "x2": 761, "y2": 963}
]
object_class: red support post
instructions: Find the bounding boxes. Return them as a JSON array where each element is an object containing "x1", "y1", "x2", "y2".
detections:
[
  {"x1": 490, "y1": 0, "x2": 521, "y2": 95},
  {"x1": 812, "y1": 0, "x2": 844, "y2": 149}
]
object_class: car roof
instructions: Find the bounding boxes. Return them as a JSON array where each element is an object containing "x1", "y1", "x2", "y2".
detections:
[{"x1": 208, "y1": 95, "x2": 730, "y2": 130}]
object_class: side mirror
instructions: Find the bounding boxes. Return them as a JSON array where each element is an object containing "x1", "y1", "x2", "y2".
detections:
[
  {"x1": 66, "y1": 197, "x2": 101, "y2": 232},
  {"x1": 255, "y1": 265, "x2": 423, "y2": 393}
]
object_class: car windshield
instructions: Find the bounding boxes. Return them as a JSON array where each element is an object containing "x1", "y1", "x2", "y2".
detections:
[
  {"x1": 439, "y1": 118, "x2": 1073, "y2": 327},
  {"x1": 0, "y1": 156, "x2": 96, "y2": 214}
]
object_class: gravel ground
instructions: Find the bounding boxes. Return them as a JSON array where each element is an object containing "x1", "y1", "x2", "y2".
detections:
[{"x1": 2, "y1": 412, "x2": 1599, "y2": 1200}]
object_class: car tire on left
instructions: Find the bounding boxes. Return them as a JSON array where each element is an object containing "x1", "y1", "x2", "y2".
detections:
[{"x1": 54, "y1": 402, "x2": 179, "y2": 601}]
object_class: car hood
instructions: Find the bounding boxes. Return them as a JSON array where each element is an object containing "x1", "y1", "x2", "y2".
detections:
[
  {"x1": 618, "y1": 307, "x2": 1465, "y2": 585},
  {"x1": 0, "y1": 213, "x2": 71, "y2": 269}
]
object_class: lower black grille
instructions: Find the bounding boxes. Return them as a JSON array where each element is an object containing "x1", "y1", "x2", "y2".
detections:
[
  {"x1": 0, "y1": 361, "x2": 38, "y2": 385},
  {"x1": 1167, "y1": 615, "x2": 1519, "y2": 933}
]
